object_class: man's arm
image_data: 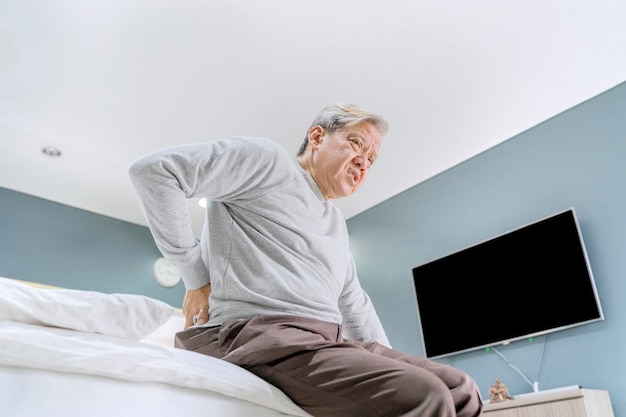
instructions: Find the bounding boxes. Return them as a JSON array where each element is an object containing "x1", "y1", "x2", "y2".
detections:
[
  {"x1": 339, "y1": 256, "x2": 391, "y2": 347},
  {"x1": 128, "y1": 143, "x2": 212, "y2": 290}
]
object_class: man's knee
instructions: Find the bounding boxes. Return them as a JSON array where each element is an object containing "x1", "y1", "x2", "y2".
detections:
[
  {"x1": 452, "y1": 374, "x2": 484, "y2": 417},
  {"x1": 388, "y1": 369, "x2": 457, "y2": 417}
]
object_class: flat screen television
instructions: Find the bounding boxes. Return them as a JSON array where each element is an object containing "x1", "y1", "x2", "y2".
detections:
[{"x1": 412, "y1": 208, "x2": 604, "y2": 359}]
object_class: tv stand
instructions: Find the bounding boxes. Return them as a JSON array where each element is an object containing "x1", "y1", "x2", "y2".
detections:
[
  {"x1": 514, "y1": 384, "x2": 580, "y2": 398},
  {"x1": 483, "y1": 387, "x2": 614, "y2": 417}
]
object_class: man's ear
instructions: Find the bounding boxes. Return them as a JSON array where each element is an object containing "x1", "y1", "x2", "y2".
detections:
[{"x1": 308, "y1": 125, "x2": 325, "y2": 150}]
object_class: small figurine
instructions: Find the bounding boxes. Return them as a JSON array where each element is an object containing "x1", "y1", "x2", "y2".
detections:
[{"x1": 489, "y1": 378, "x2": 513, "y2": 403}]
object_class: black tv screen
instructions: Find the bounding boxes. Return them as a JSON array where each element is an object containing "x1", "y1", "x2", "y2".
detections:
[{"x1": 412, "y1": 208, "x2": 604, "y2": 359}]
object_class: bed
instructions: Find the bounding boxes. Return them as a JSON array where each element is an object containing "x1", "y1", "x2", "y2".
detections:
[{"x1": 0, "y1": 277, "x2": 312, "y2": 417}]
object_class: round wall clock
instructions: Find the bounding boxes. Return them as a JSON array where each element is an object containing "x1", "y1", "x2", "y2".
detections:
[{"x1": 153, "y1": 257, "x2": 182, "y2": 288}]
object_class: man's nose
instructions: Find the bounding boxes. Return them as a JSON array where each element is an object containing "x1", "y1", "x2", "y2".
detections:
[{"x1": 353, "y1": 154, "x2": 366, "y2": 170}]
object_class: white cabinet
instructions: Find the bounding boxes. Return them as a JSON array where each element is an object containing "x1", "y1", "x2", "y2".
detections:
[{"x1": 483, "y1": 388, "x2": 615, "y2": 417}]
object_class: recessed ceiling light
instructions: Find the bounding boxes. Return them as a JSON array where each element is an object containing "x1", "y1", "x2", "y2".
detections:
[{"x1": 41, "y1": 146, "x2": 62, "y2": 157}]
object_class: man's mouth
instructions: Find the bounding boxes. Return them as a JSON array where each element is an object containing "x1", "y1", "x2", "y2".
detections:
[{"x1": 348, "y1": 168, "x2": 360, "y2": 184}]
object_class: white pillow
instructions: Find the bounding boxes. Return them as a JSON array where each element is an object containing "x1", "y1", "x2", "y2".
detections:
[{"x1": 0, "y1": 277, "x2": 175, "y2": 340}]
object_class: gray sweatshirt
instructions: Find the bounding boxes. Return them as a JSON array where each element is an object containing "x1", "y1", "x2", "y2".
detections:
[{"x1": 128, "y1": 136, "x2": 390, "y2": 346}]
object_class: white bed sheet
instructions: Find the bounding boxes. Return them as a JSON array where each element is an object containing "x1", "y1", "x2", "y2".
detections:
[
  {"x1": 140, "y1": 308, "x2": 187, "y2": 347},
  {"x1": 1, "y1": 366, "x2": 301, "y2": 417},
  {"x1": 0, "y1": 320, "x2": 312, "y2": 417}
]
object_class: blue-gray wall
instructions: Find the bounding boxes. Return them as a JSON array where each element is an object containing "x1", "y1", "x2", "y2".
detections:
[
  {"x1": 0, "y1": 190, "x2": 186, "y2": 306},
  {"x1": 348, "y1": 81, "x2": 625, "y2": 413},
  {"x1": 1, "y1": 81, "x2": 624, "y2": 414}
]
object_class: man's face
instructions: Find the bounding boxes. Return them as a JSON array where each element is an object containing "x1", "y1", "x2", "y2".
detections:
[{"x1": 307, "y1": 121, "x2": 381, "y2": 199}]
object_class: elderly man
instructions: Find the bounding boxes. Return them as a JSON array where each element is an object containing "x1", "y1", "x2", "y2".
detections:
[{"x1": 129, "y1": 103, "x2": 483, "y2": 417}]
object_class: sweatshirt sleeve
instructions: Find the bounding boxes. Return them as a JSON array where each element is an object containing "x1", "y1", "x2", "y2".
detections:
[
  {"x1": 128, "y1": 142, "x2": 212, "y2": 290},
  {"x1": 338, "y1": 255, "x2": 391, "y2": 348},
  {"x1": 128, "y1": 137, "x2": 294, "y2": 290}
]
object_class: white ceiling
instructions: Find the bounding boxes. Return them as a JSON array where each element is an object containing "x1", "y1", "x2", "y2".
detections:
[{"x1": 2, "y1": 0, "x2": 625, "y2": 237}]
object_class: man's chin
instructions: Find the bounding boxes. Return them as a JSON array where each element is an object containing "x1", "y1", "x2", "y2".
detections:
[
  {"x1": 344, "y1": 186, "x2": 361, "y2": 197},
  {"x1": 331, "y1": 183, "x2": 360, "y2": 199}
]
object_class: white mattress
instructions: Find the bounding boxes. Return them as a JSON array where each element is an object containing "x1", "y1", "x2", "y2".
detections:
[
  {"x1": 1, "y1": 366, "x2": 300, "y2": 417},
  {"x1": 0, "y1": 320, "x2": 311, "y2": 417},
  {"x1": 0, "y1": 278, "x2": 311, "y2": 417}
]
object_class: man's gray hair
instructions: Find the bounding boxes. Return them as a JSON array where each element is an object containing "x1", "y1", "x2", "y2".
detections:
[{"x1": 297, "y1": 102, "x2": 389, "y2": 156}]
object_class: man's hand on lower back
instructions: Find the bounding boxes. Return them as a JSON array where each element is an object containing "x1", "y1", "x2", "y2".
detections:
[{"x1": 182, "y1": 283, "x2": 211, "y2": 328}]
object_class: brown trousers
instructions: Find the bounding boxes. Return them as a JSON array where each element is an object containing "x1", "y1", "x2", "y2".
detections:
[{"x1": 175, "y1": 315, "x2": 483, "y2": 417}]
